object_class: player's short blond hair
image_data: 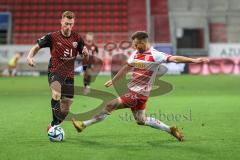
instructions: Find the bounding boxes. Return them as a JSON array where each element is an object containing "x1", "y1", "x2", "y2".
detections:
[
  {"x1": 86, "y1": 32, "x2": 94, "y2": 37},
  {"x1": 62, "y1": 11, "x2": 75, "y2": 19}
]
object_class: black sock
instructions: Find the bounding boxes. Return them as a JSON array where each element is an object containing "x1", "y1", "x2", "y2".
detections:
[
  {"x1": 87, "y1": 75, "x2": 91, "y2": 85},
  {"x1": 84, "y1": 78, "x2": 88, "y2": 87},
  {"x1": 51, "y1": 99, "x2": 63, "y2": 126},
  {"x1": 84, "y1": 76, "x2": 91, "y2": 86}
]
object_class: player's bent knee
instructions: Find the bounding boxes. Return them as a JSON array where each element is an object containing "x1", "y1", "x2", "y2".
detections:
[
  {"x1": 136, "y1": 120, "x2": 145, "y2": 125},
  {"x1": 52, "y1": 91, "x2": 61, "y2": 100},
  {"x1": 105, "y1": 103, "x2": 115, "y2": 112},
  {"x1": 135, "y1": 116, "x2": 146, "y2": 125}
]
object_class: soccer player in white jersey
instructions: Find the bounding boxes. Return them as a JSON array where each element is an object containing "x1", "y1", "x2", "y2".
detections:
[{"x1": 72, "y1": 31, "x2": 209, "y2": 141}]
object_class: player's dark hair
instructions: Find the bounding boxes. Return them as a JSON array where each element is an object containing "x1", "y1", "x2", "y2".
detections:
[
  {"x1": 62, "y1": 11, "x2": 75, "y2": 19},
  {"x1": 131, "y1": 31, "x2": 149, "y2": 40}
]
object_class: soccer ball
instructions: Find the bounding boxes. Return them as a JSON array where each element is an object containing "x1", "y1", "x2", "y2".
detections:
[{"x1": 48, "y1": 126, "x2": 65, "y2": 142}]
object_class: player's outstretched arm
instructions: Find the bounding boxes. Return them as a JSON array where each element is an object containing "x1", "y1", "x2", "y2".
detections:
[
  {"x1": 168, "y1": 56, "x2": 209, "y2": 64},
  {"x1": 104, "y1": 64, "x2": 133, "y2": 88},
  {"x1": 27, "y1": 44, "x2": 41, "y2": 67}
]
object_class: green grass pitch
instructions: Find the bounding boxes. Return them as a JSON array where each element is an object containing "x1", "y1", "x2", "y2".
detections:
[{"x1": 0, "y1": 75, "x2": 239, "y2": 160}]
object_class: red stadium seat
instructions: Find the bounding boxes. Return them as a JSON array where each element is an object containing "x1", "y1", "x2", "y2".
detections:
[
  {"x1": 104, "y1": 5, "x2": 111, "y2": 11},
  {"x1": 14, "y1": 12, "x2": 21, "y2": 18},
  {"x1": 80, "y1": 18, "x2": 87, "y2": 24},
  {"x1": 105, "y1": 18, "x2": 111, "y2": 24},
  {"x1": 112, "y1": 5, "x2": 120, "y2": 11},
  {"x1": 94, "y1": 25, "x2": 100, "y2": 32},
  {"x1": 95, "y1": 5, "x2": 102, "y2": 11},
  {"x1": 14, "y1": 19, "x2": 21, "y2": 24},
  {"x1": 89, "y1": 12, "x2": 95, "y2": 18},
  {"x1": 113, "y1": 35, "x2": 121, "y2": 43},
  {"x1": 79, "y1": 25, "x2": 87, "y2": 32},
  {"x1": 104, "y1": 12, "x2": 111, "y2": 18},
  {"x1": 95, "y1": 18, "x2": 103, "y2": 24},
  {"x1": 88, "y1": 18, "x2": 95, "y2": 24},
  {"x1": 31, "y1": 12, "x2": 38, "y2": 18},
  {"x1": 121, "y1": 5, "x2": 127, "y2": 10},
  {"x1": 121, "y1": 25, "x2": 128, "y2": 32},
  {"x1": 105, "y1": 25, "x2": 111, "y2": 32},
  {"x1": 112, "y1": 12, "x2": 120, "y2": 17},
  {"x1": 14, "y1": 26, "x2": 21, "y2": 32},
  {"x1": 79, "y1": 11, "x2": 87, "y2": 18},
  {"x1": 15, "y1": 5, "x2": 21, "y2": 11},
  {"x1": 48, "y1": 5, "x2": 54, "y2": 11},
  {"x1": 72, "y1": 5, "x2": 79, "y2": 11},
  {"x1": 8, "y1": 0, "x2": 130, "y2": 44}
]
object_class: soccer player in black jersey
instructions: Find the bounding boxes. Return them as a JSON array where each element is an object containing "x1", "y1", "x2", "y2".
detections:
[{"x1": 27, "y1": 11, "x2": 89, "y2": 130}]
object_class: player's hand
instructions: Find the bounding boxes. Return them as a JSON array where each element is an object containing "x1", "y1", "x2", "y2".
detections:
[
  {"x1": 104, "y1": 80, "x2": 113, "y2": 88},
  {"x1": 192, "y1": 57, "x2": 209, "y2": 63},
  {"x1": 82, "y1": 46, "x2": 89, "y2": 56},
  {"x1": 27, "y1": 57, "x2": 36, "y2": 67}
]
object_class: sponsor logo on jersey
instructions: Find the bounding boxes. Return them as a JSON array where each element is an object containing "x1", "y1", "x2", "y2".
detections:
[
  {"x1": 64, "y1": 49, "x2": 73, "y2": 57},
  {"x1": 73, "y1": 42, "x2": 78, "y2": 48},
  {"x1": 135, "y1": 62, "x2": 145, "y2": 68},
  {"x1": 61, "y1": 48, "x2": 75, "y2": 60}
]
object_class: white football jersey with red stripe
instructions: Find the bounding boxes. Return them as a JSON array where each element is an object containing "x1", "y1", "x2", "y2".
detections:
[{"x1": 127, "y1": 47, "x2": 171, "y2": 97}]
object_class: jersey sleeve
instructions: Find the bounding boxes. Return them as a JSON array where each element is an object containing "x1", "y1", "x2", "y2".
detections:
[
  {"x1": 153, "y1": 49, "x2": 172, "y2": 63},
  {"x1": 127, "y1": 52, "x2": 136, "y2": 66},
  {"x1": 37, "y1": 33, "x2": 51, "y2": 48},
  {"x1": 77, "y1": 37, "x2": 85, "y2": 55}
]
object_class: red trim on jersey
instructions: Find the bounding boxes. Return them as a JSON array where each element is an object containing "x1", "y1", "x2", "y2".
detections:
[
  {"x1": 134, "y1": 53, "x2": 155, "y2": 62},
  {"x1": 147, "y1": 55, "x2": 155, "y2": 62},
  {"x1": 134, "y1": 54, "x2": 145, "y2": 60}
]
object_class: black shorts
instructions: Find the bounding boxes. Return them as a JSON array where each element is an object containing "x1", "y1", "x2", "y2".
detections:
[
  {"x1": 83, "y1": 64, "x2": 92, "y2": 71},
  {"x1": 48, "y1": 72, "x2": 74, "y2": 99}
]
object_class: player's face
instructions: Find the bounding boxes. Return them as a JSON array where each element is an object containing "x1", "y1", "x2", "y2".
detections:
[
  {"x1": 61, "y1": 17, "x2": 75, "y2": 36},
  {"x1": 86, "y1": 34, "x2": 94, "y2": 43},
  {"x1": 133, "y1": 39, "x2": 148, "y2": 53}
]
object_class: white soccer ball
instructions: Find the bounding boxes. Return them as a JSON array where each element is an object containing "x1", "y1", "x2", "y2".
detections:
[{"x1": 48, "y1": 126, "x2": 65, "y2": 142}]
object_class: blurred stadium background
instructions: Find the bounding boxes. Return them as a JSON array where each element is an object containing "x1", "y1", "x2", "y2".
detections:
[{"x1": 1, "y1": 0, "x2": 240, "y2": 75}]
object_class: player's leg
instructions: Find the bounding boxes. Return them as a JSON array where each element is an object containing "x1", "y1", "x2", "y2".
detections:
[
  {"x1": 84, "y1": 97, "x2": 126, "y2": 126},
  {"x1": 48, "y1": 72, "x2": 67, "y2": 128},
  {"x1": 58, "y1": 77, "x2": 75, "y2": 123},
  {"x1": 49, "y1": 80, "x2": 63, "y2": 127},
  {"x1": 79, "y1": 90, "x2": 142, "y2": 128},
  {"x1": 132, "y1": 109, "x2": 184, "y2": 141},
  {"x1": 11, "y1": 68, "x2": 17, "y2": 76},
  {"x1": 2, "y1": 67, "x2": 10, "y2": 76},
  {"x1": 60, "y1": 97, "x2": 73, "y2": 120},
  {"x1": 72, "y1": 97, "x2": 126, "y2": 132},
  {"x1": 83, "y1": 66, "x2": 91, "y2": 95},
  {"x1": 132, "y1": 109, "x2": 171, "y2": 131},
  {"x1": 7, "y1": 66, "x2": 13, "y2": 76}
]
